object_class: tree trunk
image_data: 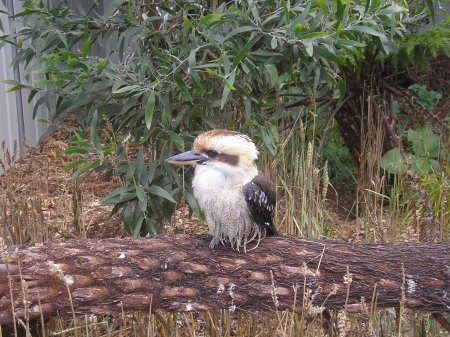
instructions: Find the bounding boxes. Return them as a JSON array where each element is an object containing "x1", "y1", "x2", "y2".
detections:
[{"x1": 0, "y1": 235, "x2": 448, "y2": 325}]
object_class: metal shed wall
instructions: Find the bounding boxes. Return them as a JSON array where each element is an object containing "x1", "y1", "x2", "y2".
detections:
[
  {"x1": 0, "y1": 1, "x2": 52, "y2": 172},
  {"x1": 0, "y1": 1, "x2": 21, "y2": 167}
]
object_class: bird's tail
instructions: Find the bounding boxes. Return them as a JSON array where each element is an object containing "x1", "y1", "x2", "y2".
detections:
[{"x1": 264, "y1": 223, "x2": 278, "y2": 236}]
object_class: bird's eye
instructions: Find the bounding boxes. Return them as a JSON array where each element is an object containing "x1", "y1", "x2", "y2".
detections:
[{"x1": 206, "y1": 150, "x2": 219, "y2": 158}]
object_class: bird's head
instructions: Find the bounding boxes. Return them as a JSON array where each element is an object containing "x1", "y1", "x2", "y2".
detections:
[{"x1": 166, "y1": 130, "x2": 259, "y2": 178}]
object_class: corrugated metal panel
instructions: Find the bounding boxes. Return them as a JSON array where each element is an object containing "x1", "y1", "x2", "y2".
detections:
[
  {"x1": 0, "y1": 1, "x2": 21, "y2": 171},
  {"x1": 10, "y1": 0, "x2": 51, "y2": 149},
  {"x1": 0, "y1": 1, "x2": 52, "y2": 172},
  {"x1": 0, "y1": 0, "x2": 110, "y2": 173}
]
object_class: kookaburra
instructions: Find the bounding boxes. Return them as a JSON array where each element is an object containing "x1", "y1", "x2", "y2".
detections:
[{"x1": 166, "y1": 129, "x2": 278, "y2": 250}]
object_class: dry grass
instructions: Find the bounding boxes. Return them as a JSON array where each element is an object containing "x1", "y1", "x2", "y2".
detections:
[
  {"x1": 0, "y1": 133, "x2": 124, "y2": 246},
  {"x1": 263, "y1": 117, "x2": 331, "y2": 239}
]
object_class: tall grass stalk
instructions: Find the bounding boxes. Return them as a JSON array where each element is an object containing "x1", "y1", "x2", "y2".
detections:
[
  {"x1": 261, "y1": 118, "x2": 330, "y2": 239},
  {"x1": 356, "y1": 93, "x2": 389, "y2": 242},
  {"x1": 0, "y1": 142, "x2": 54, "y2": 245}
]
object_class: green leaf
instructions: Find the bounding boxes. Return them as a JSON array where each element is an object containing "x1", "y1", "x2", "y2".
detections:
[
  {"x1": 73, "y1": 131, "x2": 85, "y2": 142},
  {"x1": 69, "y1": 160, "x2": 100, "y2": 180},
  {"x1": 136, "y1": 185, "x2": 146, "y2": 202},
  {"x1": 90, "y1": 110, "x2": 100, "y2": 148},
  {"x1": 55, "y1": 30, "x2": 68, "y2": 49},
  {"x1": 316, "y1": 0, "x2": 328, "y2": 13},
  {"x1": 148, "y1": 185, "x2": 176, "y2": 203},
  {"x1": 182, "y1": 11, "x2": 192, "y2": 28},
  {"x1": 103, "y1": 0, "x2": 127, "y2": 17},
  {"x1": 270, "y1": 37, "x2": 277, "y2": 49},
  {"x1": 96, "y1": 58, "x2": 108, "y2": 69},
  {"x1": 2, "y1": 80, "x2": 21, "y2": 85},
  {"x1": 82, "y1": 36, "x2": 91, "y2": 57},
  {"x1": 350, "y1": 25, "x2": 384, "y2": 37},
  {"x1": 378, "y1": 5, "x2": 406, "y2": 15},
  {"x1": 410, "y1": 155, "x2": 434, "y2": 174},
  {"x1": 425, "y1": 0, "x2": 435, "y2": 24},
  {"x1": 135, "y1": 148, "x2": 146, "y2": 182},
  {"x1": 265, "y1": 64, "x2": 278, "y2": 88},
  {"x1": 118, "y1": 36, "x2": 125, "y2": 62},
  {"x1": 189, "y1": 50, "x2": 204, "y2": 93},
  {"x1": 0, "y1": 36, "x2": 18, "y2": 46},
  {"x1": 9, "y1": 9, "x2": 41, "y2": 18},
  {"x1": 222, "y1": 26, "x2": 258, "y2": 43},
  {"x1": 174, "y1": 74, "x2": 192, "y2": 101},
  {"x1": 101, "y1": 186, "x2": 136, "y2": 205},
  {"x1": 122, "y1": 27, "x2": 143, "y2": 38},
  {"x1": 224, "y1": 78, "x2": 236, "y2": 90},
  {"x1": 167, "y1": 130, "x2": 184, "y2": 147},
  {"x1": 232, "y1": 40, "x2": 252, "y2": 70},
  {"x1": 336, "y1": 39, "x2": 366, "y2": 47},
  {"x1": 261, "y1": 128, "x2": 276, "y2": 157},
  {"x1": 199, "y1": 13, "x2": 224, "y2": 26},
  {"x1": 220, "y1": 70, "x2": 236, "y2": 109},
  {"x1": 102, "y1": 146, "x2": 114, "y2": 156},
  {"x1": 127, "y1": 0, "x2": 133, "y2": 22},
  {"x1": 27, "y1": 89, "x2": 39, "y2": 103},
  {"x1": 147, "y1": 161, "x2": 157, "y2": 184},
  {"x1": 53, "y1": 74, "x2": 76, "y2": 81},
  {"x1": 64, "y1": 159, "x2": 85, "y2": 170},
  {"x1": 313, "y1": 46, "x2": 340, "y2": 62},
  {"x1": 301, "y1": 32, "x2": 327, "y2": 39},
  {"x1": 336, "y1": 0, "x2": 345, "y2": 22},
  {"x1": 70, "y1": 140, "x2": 89, "y2": 147},
  {"x1": 113, "y1": 85, "x2": 141, "y2": 94},
  {"x1": 407, "y1": 128, "x2": 440, "y2": 158},
  {"x1": 123, "y1": 204, "x2": 133, "y2": 233},
  {"x1": 290, "y1": 1, "x2": 311, "y2": 33},
  {"x1": 6, "y1": 84, "x2": 25, "y2": 92},
  {"x1": 378, "y1": 35, "x2": 397, "y2": 54},
  {"x1": 185, "y1": 191, "x2": 200, "y2": 216},
  {"x1": 380, "y1": 148, "x2": 407, "y2": 175},
  {"x1": 145, "y1": 92, "x2": 156, "y2": 129},
  {"x1": 63, "y1": 147, "x2": 89, "y2": 155},
  {"x1": 132, "y1": 212, "x2": 144, "y2": 238},
  {"x1": 304, "y1": 39, "x2": 313, "y2": 56}
]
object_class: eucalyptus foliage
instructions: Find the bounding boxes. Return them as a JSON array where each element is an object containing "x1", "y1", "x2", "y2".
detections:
[
  {"x1": 0, "y1": 0, "x2": 430, "y2": 236},
  {"x1": 393, "y1": 19, "x2": 450, "y2": 69}
]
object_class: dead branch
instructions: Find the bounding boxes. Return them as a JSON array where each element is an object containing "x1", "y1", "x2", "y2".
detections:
[{"x1": 0, "y1": 235, "x2": 449, "y2": 325}]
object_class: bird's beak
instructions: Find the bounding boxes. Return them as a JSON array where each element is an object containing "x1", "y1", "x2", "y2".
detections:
[{"x1": 165, "y1": 150, "x2": 209, "y2": 165}]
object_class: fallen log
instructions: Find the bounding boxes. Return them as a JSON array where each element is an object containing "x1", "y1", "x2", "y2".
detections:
[{"x1": 0, "y1": 235, "x2": 449, "y2": 325}]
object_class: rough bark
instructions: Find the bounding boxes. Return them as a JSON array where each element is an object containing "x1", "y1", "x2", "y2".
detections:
[{"x1": 0, "y1": 235, "x2": 449, "y2": 325}]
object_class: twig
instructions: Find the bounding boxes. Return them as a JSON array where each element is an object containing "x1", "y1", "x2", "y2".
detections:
[{"x1": 284, "y1": 97, "x2": 328, "y2": 109}]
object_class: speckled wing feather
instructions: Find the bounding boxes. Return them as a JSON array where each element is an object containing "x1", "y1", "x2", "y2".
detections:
[{"x1": 243, "y1": 171, "x2": 278, "y2": 236}]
